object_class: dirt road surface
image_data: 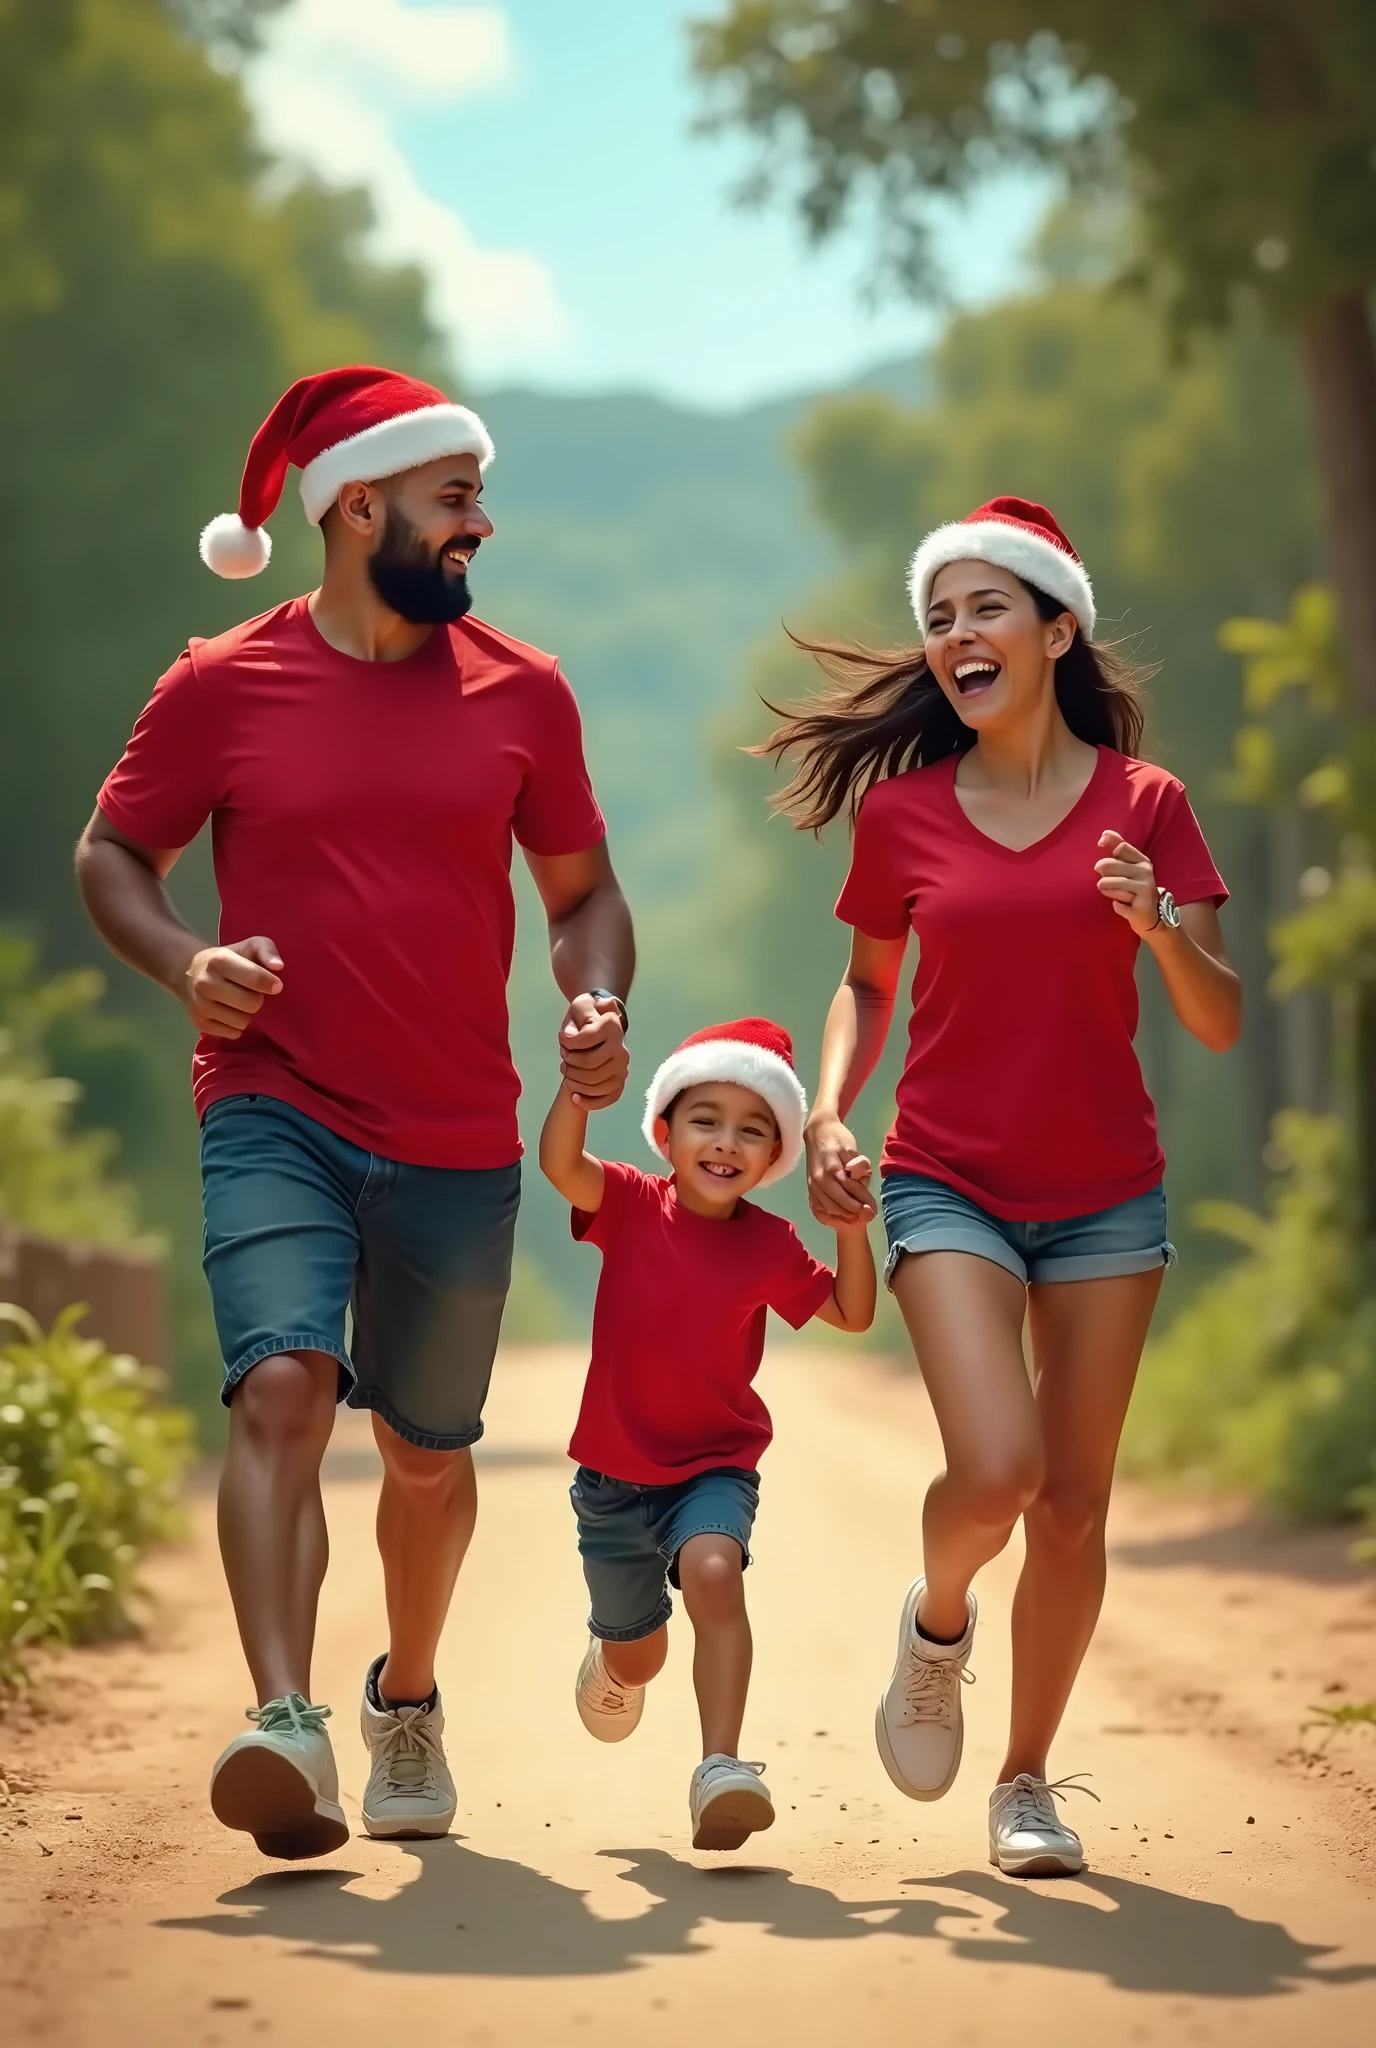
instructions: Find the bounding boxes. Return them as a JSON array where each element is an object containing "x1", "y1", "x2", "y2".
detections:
[{"x1": 4, "y1": 1345, "x2": 1376, "y2": 2046}]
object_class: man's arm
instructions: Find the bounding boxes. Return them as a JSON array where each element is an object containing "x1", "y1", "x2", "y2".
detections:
[
  {"x1": 524, "y1": 840, "x2": 634, "y2": 1110},
  {"x1": 75, "y1": 809, "x2": 283, "y2": 1039}
]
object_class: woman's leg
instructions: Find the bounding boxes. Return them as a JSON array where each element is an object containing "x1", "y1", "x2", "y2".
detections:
[
  {"x1": 999, "y1": 1269, "x2": 1163, "y2": 1782},
  {"x1": 677, "y1": 1534, "x2": 752, "y2": 1758},
  {"x1": 889, "y1": 1251, "x2": 1043, "y2": 1640}
]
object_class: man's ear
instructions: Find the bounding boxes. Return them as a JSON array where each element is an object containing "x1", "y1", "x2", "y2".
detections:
[{"x1": 334, "y1": 479, "x2": 383, "y2": 542}]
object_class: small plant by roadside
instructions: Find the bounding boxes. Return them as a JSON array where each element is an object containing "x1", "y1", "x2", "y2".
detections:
[{"x1": 0, "y1": 1303, "x2": 194, "y2": 1688}]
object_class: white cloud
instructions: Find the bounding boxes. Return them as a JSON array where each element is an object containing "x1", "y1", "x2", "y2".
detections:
[{"x1": 246, "y1": 2, "x2": 568, "y2": 382}]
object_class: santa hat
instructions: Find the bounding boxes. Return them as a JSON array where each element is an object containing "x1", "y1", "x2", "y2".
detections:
[
  {"x1": 907, "y1": 496, "x2": 1095, "y2": 640},
  {"x1": 642, "y1": 1018, "x2": 807, "y2": 1188},
  {"x1": 199, "y1": 364, "x2": 495, "y2": 579}
]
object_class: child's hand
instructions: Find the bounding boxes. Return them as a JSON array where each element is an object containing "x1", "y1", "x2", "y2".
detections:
[{"x1": 829, "y1": 1154, "x2": 875, "y2": 1231}]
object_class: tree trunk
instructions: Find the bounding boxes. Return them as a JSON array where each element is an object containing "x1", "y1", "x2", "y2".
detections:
[{"x1": 1299, "y1": 294, "x2": 1376, "y2": 717}]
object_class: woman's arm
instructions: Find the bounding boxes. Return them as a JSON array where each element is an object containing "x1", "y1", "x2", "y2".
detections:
[
  {"x1": 1094, "y1": 832, "x2": 1242, "y2": 1052},
  {"x1": 538, "y1": 1081, "x2": 606, "y2": 1212},
  {"x1": 805, "y1": 929, "x2": 907, "y2": 1223}
]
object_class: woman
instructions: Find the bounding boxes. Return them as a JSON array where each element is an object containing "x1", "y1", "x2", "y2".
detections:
[{"x1": 764, "y1": 497, "x2": 1240, "y2": 1878}]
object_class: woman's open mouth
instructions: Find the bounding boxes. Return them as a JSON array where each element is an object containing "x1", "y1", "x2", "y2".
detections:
[{"x1": 953, "y1": 659, "x2": 1001, "y2": 696}]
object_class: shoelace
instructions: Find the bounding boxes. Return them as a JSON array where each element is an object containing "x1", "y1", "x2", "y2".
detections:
[
  {"x1": 698, "y1": 1755, "x2": 766, "y2": 1788},
  {"x1": 997, "y1": 1771, "x2": 1100, "y2": 1837},
  {"x1": 247, "y1": 1694, "x2": 332, "y2": 1738},
  {"x1": 374, "y1": 1703, "x2": 445, "y2": 1795},
  {"x1": 902, "y1": 1645, "x2": 975, "y2": 1726}
]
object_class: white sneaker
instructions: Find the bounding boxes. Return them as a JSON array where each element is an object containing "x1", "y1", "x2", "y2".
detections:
[
  {"x1": 210, "y1": 1693, "x2": 349, "y2": 1860},
  {"x1": 359, "y1": 1657, "x2": 457, "y2": 1841},
  {"x1": 875, "y1": 1575, "x2": 976, "y2": 1801},
  {"x1": 575, "y1": 1637, "x2": 645, "y2": 1742},
  {"x1": 989, "y1": 1773, "x2": 1098, "y2": 1877},
  {"x1": 689, "y1": 1755, "x2": 775, "y2": 1851}
]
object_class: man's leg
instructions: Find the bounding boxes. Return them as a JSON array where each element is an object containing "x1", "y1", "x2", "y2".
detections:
[
  {"x1": 217, "y1": 1350, "x2": 339, "y2": 1704},
  {"x1": 372, "y1": 1422, "x2": 478, "y2": 1704}
]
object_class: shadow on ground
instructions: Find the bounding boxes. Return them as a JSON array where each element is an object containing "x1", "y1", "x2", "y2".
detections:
[{"x1": 159, "y1": 1841, "x2": 1376, "y2": 1997}]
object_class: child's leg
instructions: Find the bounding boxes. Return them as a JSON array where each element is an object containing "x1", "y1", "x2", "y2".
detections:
[
  {"x1": 677, "y1": 1533, "x2": 751, "y2": 1759},
  {"x1": 602, "y1": 1625, "x2": 669, "y2": 1689}
]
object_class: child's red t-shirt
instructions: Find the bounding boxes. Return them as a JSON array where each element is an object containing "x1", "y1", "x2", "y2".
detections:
[{"x1": 569, "y1": 1161, "x2": 835, "y2": 1484}]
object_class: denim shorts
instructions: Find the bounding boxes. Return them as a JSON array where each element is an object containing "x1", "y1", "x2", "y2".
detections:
[
  {"x1": 880, "y1": 1172, "x2": 1176, "y2": 1289},
  {"x1": 200, "y1": 1094, "x2": 519, "y2": 1449},
  {"x1": 569, "y1": 1465, "x2": 760, "y2": 1643}
]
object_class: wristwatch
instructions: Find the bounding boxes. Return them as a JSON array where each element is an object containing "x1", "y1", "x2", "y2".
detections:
[
  {"x1": 1153, "y1": 888, "x2": 1181, "y2": 931},
  {"x1": 587, "y1": 988, "x2": 629, "y2": 1034}
]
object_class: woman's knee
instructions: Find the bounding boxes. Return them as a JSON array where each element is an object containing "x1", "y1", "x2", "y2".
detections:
[
  {"x1": 232, "y1": 1350, "x2": 336, "y2": 1448},
  {"x1": 947, "y1": 1449, "x2": 1045, "y2": 1530},
  {"x1": 1025, "y1": 1479, "x2": 1110, "y2": 1555}
]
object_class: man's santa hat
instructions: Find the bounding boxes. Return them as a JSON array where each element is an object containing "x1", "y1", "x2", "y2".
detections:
[
  {"x1": 642, "y1": 1017, "x2": 808, "y2": 1188},
  {"x1": 199, "y1": 365, "x2": 495, "y2": 579},
  {"x1": 907, "y1": 496, "x2": 1096, "y2": 640}
]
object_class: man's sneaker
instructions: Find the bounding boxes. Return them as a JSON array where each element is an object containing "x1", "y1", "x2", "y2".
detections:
[
  {"x1": 689, "y1": 1755, "x2": 774, "y2": 1851},
  {"x1": 989, "y1": 1773, "x2": 1099, "y2": 1877},
  {"x1": 210, "y1": 1694, "x2": 349, "y2": 1860},
  {"x1": 875, "y1": 1575, "x2": 977, "y2": 1801},
  {"x1": 359, "y1": 1655, "x2": 457, "y2": 1841},
  {"x1": 575, "y1": 1637, "x2": 646, "y2": 1742}
]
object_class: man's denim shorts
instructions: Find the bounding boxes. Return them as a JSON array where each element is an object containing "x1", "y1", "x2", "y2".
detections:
[
  {"x1": 880, "y1": 1172, "x2": 1176, "y2": 1290},
  {"x1": 569, "y1": 1464, "x2": 760, "y2": 1643},
  {"x1": 200, "y1": 1094, "x2": 519, "y2": 1449}
]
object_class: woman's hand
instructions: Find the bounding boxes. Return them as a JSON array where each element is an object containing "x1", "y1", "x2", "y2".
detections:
[
  {"x1": 1094, "y1": 830, "x2": 1161, "y2": 939},
  {"x1": 806, "y1": 1113, "x2": 878, "y2": 1226}
]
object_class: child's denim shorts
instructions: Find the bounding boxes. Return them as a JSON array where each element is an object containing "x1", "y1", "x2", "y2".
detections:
[
  {"x1": 570, "y1": 1464, "x2": 760, "y2": 1643},
  {"x1": 880, "y1": 1172, "x2": 1176, "y2": 1290}
]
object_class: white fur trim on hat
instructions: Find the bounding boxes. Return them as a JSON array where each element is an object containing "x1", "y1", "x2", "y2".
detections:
[
  {"x1": 199, "y1": 513, "x2": 273, "y2": 579},
  {"x1": 642, "y1": 1041, "x2": 807, "y2": 1189},
  {"x1": 908, "y1": 520, "x2": 1095, "y2": 639},
  {"x1": 298, "y1": 403, "x2": 495, "y2": 524}
]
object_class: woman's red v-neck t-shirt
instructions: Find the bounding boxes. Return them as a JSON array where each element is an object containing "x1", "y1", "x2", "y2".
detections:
[
  {"x1": 835, "y1": 746, "x2": 1227, "y2": 1220},
  {"x1": 98, "y1": 597, "x2": 605, "y2": 1169}
]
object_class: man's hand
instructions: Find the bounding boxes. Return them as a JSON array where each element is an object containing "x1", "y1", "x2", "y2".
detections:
[
  {"x1": 183, "y1": 936, "x2": 283, "y2": 1039},
  {"x1": 559, "y1": 992, "x2": 629, "y2": 1109}
]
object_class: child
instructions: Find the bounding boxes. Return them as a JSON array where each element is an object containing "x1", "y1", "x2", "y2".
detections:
[{"x1": 539, "y1": 1015, "x2": 876, "y2": 1850}]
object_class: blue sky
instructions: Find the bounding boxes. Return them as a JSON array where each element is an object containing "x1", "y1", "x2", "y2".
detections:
[{"x1": 248, "y1": 1, "x2": 1050, "y2": 408}]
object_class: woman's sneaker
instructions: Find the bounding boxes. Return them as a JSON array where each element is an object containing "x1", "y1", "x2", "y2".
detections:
[
  {"x1": 875, "y1": 1576, "x2": 977, "y2": 1801},
  {"x1": 359, "y1": 1656, "x2": 458, "y2": 1840},
  {"x1": 988, "y1": 1773, "x2": 1098, "y2": 1876},
  {"x1": 689, "y1": 1755, "x2": 775, "y2": 1850},
  {"x1": 210, "y1": 1694, "x2": 349, "y2": 1860},
  {"x1": 575, "y1": 1637, "x2": 645, "y2": 1742}
]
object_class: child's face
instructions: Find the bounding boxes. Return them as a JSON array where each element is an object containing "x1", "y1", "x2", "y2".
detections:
[{"x1": 655, "y1": 1082, "x2": 782, "y2": 1211}]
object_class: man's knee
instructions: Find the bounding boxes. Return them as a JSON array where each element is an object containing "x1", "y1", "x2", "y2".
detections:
[
  {"x1": 232, "y1": 1350, "x2": 336, "y2": 1450},
  {"x1": 374, "y1": 1420, "x2": 472, "y2": 1500}
]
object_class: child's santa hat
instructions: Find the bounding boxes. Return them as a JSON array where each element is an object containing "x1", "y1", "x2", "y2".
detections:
[
  {"x1": 907, "y1": 496, "x2": 1096, "y2": 640},
  {"x1": 642, "y1": 1018, "x2": 808, "y2": 1188},
  {"x1": 199, "y1": 364, "x2": 495, "y2": 579}
]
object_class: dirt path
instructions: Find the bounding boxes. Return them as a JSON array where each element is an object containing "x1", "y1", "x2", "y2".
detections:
[{"x1": 4, "y1": 1345, "x2": 1376, "y2": 2047}]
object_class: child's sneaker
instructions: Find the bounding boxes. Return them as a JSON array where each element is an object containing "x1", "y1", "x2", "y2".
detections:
[
  {"x1": 210, "y1": 1693, "x2": 349, "y2": 1859},
  {"x1": 689, "y1": 1755, "x2": 775, "y2": 1850},
  {"x1": 359, "y1": 1656, "x2": 457, "y2": 1840},
  {"x1": 988, "y1": 1772, "x2": 1098, "y2": 1876},
  {"x1": 575, "y1": 1637, "x2": 645, "y2": 1742},
  {"x1": 875, "y1": 1574, "x2": 977, "y2": 1800}
]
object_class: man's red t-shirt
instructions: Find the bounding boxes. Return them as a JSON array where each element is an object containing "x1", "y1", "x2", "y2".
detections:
[
  {"x1": 98, "y1": 597, "x2": 606, "y2": 1168},
  {"x1": 835, "y1": 747, "x2": 1227, "y2": 1220},
  {"x1": 569, "y1": 1161, "x2": 836, "y2": 1484}
]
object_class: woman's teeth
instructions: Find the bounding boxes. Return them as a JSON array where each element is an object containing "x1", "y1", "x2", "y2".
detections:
[{"x1": 954, "y1": 660, "x2": 1000, "y2": 692}]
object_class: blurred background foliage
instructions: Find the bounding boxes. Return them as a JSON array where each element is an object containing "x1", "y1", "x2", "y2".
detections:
[{"x1": 0, "y1": 0, "x2": 1374, "y2": 1542}]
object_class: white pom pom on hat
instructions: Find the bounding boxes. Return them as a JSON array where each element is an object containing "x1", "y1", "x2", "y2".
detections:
[
  {"x1": 642, "y1": 1017, "x2": 808, "y2": 1188},
  {"x1": 199, "y1": 363, "x2": 495, "y2": 578},
  {"x1": 908, "y1": 495, "x2": 1096, "y2": 640}
]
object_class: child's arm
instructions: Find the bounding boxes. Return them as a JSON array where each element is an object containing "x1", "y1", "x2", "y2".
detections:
[
  {"x1": 812, "y1": 1155, "x2": 877, "y2": 1333},
  {"x1": 538, "y1": 1079, "x2": 606, "y2": 1213}
]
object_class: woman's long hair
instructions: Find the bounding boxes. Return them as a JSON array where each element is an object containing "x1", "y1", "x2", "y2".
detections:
[{"x1": 754, "y1": 581, "x2": 1149, "y2": 833}]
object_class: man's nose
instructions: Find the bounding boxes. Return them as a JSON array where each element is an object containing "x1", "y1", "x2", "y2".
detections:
[{"x1": 466, "y1": 508, "x2": 494, "y2": 539}]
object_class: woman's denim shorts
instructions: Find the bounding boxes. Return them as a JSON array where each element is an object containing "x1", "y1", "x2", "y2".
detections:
[
  {"x1": 570, "y1": 1465, "x2": 759, "y2": 1643},
  {"x1": 880, "y1": 1172, "x2": 1176, "y2": 1290}
]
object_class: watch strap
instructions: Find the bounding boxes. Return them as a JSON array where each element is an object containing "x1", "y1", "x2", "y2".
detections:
[{"x1": 587, "y1": 987, "x2": 629, "y2": 1033}]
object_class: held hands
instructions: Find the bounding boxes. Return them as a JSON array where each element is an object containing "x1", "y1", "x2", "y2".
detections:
[
  {"x1": 1094, "y1": 830, "x2": 1162, "y2": 939},
  {"x1": 559, "y1": 992, "x2": 629, "y2": 1110},
  {"x1": 182, "y1": 935, "x2": 283, "y2": 1039},
  {"x1": 806, "y1": 1113, "x2": 878, "y2": 1229}
]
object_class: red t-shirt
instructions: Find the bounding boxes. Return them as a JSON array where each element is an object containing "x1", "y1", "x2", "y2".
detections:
[
  {"x1": 835, "y1": 747, "x2": 1227, "y2": 1220},
  {"x1": 569, "y1": 1161, "x2": 836, "y2": 1484},
  {"x1": 98, "y1": 597, "x2": 605, "y2": 1168}
]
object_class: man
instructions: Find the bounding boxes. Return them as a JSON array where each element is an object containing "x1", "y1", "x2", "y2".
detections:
[{"x1": 77, "y1": 365, "x2": 633, "y2": 1859}]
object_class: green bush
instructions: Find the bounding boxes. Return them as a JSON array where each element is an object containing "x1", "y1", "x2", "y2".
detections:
[
  {"x1": 1123, "y1": 1111, "x2": 1376, "y2": 1524},
  {"x1": 0, "y1": 1303, "x2": 194, "y2": 1687}
]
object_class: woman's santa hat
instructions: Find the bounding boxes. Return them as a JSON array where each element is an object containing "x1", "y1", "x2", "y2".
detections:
[
  {"x1": 642, "y1": 1017, "x2": 807, "y2": 1188},
  {"x1": 199, "y1": 364, "x2": 495, "y2": 579},
  {"x1": 907, "y1": 496, "x2": 1096, "y2": 640}
]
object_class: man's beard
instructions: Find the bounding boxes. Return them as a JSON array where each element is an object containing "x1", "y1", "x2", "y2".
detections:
[{"x1": 367, "y1": 506, "x2": 477, "y2": 625}]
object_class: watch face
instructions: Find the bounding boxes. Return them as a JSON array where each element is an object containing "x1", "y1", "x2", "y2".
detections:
[{"x1": 1159, "y1": 889, "x2": 1181, "y2": 928}]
